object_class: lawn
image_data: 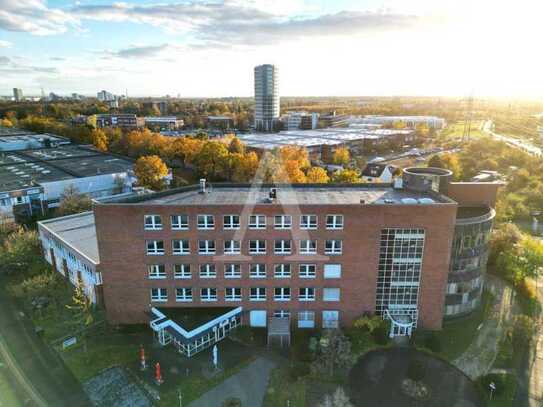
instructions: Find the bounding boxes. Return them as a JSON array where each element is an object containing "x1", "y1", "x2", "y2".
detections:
[
  {"x1": 477, "y1": 373, "x2": 517, "y2": 407},
  {"x1": 414, "y1": 290, "x2": 493, "y2": 361},
  {"x1": 0, "y1": 363, "x2": 22, "y2": 407},
  {"x1": 262, "y1": 366, "x2": 307, "y2": 407}
]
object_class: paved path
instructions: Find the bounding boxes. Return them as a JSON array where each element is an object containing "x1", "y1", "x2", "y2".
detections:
[
  {"x1": 188, "y1": 357, "x2": 276, "y2": 407},
  {"x1": 453, "y1": 275, "x2": 518, "y2": 379}
]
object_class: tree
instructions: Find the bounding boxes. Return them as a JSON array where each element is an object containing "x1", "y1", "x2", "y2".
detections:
[
  {"x1": 134, "y1": 155, "x2": 169, "y2": 191},
  {"x1": 511, "y1": 315, "x2": 535, "y2": 350},
  {"x1": 331, "y1": 169, "x2": 360, "y2": 183},
  {"x1": 489, "y1": 223, "x2": 523, "y2": 266},
  {"x1": 332, "y1": 147, "x2": 350, "y2": 166},
  {"x1": 440, "y1": 153, "x2": 462, "y2": 180},
  {"x1": 353, "y1": 315, "x2": 384, "y2": 334},
  {"x1": 228, "y1": 137, "x2": 245, "y2": 154},
  {"x1": 306, "y1": 167, "x2": 330, "y2": 183},
  {"x1": 318, "y1": 387, "x2": 353, "y2": 407},
  {"x1": 57, "y1": 185, "x2": 92, "y2": 216},
  {"x1": 191, "y1": 141, "x2": 229, "y2": 180},
  {"x1": 311, "y1": 329, "x2": 353, "y2": 377},
  {"x1": 90, "y1": 129, "x2": 108, "y2": 152},
  {"x1": 427, "y1": 154, "x2": 445, "y2": 168},
  {"x1": 231, "y1": 152, "x2": 259, "y2": 182},
  {"x1": 0, "y1": 228, "x2": 42, "y2": 274},
  {"x1": 66, "y1": 276, "x2": 94, "y2": 352}
]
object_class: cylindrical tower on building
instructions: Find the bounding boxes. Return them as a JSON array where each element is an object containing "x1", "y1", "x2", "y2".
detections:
[
  {"x1": 402, "y1": 167, "x2": 453, "y2": 195},
  {"x1": 254, "y1": 64, "x2": 280, "y2": 132}
]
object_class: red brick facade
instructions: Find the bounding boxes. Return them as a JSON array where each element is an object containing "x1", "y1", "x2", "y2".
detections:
[{"x1": 95, "y1": 200, "x2": 457, "y2": 330}]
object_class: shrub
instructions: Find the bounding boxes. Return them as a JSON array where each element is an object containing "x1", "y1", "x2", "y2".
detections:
[
  {"x1": 372, "y1": 326, "x2": 389, "y2": 345},
  {"x1": 424, "y1": 333, "x2": 441, "y2": 353},
  {"x1": 406, "y1": 359, "x2": 426, "y2": 382},
  {"x1": 512, "y1": 315, "x2": 535, "y2": 350},
  {"x1": 518, "y1": 278, "x2": 537, "y2": 300},
  {"x1": 288, "y1": 362, "x2": 310, "y2": 381}
]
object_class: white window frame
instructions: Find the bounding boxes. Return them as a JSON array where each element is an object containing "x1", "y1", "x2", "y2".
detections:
[
  {"x1": 198, "y1": 240, "x2": 216, "y2": 255},
  {"x1": 323, "y1": 288, "x2": 341, "y2": 302},
  {"x1": 146, "y1": 240, "x2": 164, "y2": 255},
  {"x1": 171, "y1": 214, "x2": 189, "y2": 230},
  {"x1": 197, "y1": 214, "x2": 215, "y2": 230},
  {"x1": 144, "y1": 214, "x2": 162, "y2": 230},
  {"x1": 224, "y1": 263, "x2": 241, "y2": 279},
  {"x1": 274, "y1": 287, "x2": 291, "y2": 301},
  {"x1": 324, "y1": 264, "x2": 342, "y2": 279},
  {"x1": 322, "y1": 310, "x2": 339, "y2": 328},
  {"x1": 199, "y1": 264, "x2": 217, "y2": 278},
  {"x1": 298, "y1": 310, "x2": 315, "y2": 328},
  {"x1": 249, "y1": 240, "x2": 266, "y2": 255},
  {"x1": 173, "y1": 264, "x2": 191, "y2": 279},
  {"x1": 300, "y1": 214, "x2": 317, "y2": 229},
  {"x1": 299, "y1": 287, "x2": 315, "y2": 301},
  {"x1": 274, "y1": 215, "x2": 292, "y2": 229},
  {"x1": 148, "y1": 264, "x2": 166, "y2": 279},
  {"x1": 273, "y1": 310, "x2": 291, "y2": 319},
  {"x1": 201, "y1": 287, "x2": 217, "y2": 302},
  {"x1": 223, "y1": 215, "x2": 240, "y2": 230},
  {"x1": 151, "y1": 288, "x2": 167, "y2": 302},
  {"x1": 250, "y1": 287, "x2": 266, "y2": 301},
  {"x1": 325, "y1": 240, "x2": 343, "y2": 255},
  {"x1": 225, "y1": 287, "x2": 242, "y2": 301},
  {"x1": 299, "y1": 264, "x2": 316, "y2": 279},
  {"x1": 172, "y1": 239, "x2": 190, "y2": 255},
  {"x1": 300, "y1": 240, "x2": 317, "y2": 255},
  {"x1": 224, "y1": 240, "x2": 241, "y2": 255},
  {"x1": 176, "y1": 287, "x2": 192, "y2": 302},
  {"x1": 249, "y1": 214, "x2": 266, "y2": 229},
  {"x1": 250, "y1": 264, "x2": 266, "y2": 279},
  {"x1": 274, "y1": 263, "x2": 291, "y2": 278},
  {"x1": 326, "y1": 214, "x2": 344, "y2": 230},
  {"x1": 274, "y1": 239, "x2": 292, "y2": 255}
]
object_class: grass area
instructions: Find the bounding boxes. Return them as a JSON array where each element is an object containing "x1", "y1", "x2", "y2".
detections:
[
  {"x1": 414, "y1": 290, "x2": 493, "y2": 361},
  {"x1": 0, "y1": 363, "x2": 22, "y2": 407},
  {"x1": 262, "y1": 366, "x2": 307, "y2": 407},
  {"x1": 477, "y1": 373, "x2": 517, "y2": 407},
  {"x1": 493, "y1": 336, "x2": 514, "y2": 370}
]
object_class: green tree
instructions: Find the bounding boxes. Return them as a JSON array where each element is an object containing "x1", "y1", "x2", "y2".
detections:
[
  {"x1": 427, "y1": 154, "x2": 445, "y2": 168},
  {"x1": 57, "y1": 185, "x2": 92, "y2": 216},
  {"x1": 0, "y1": 228, "x2": 42, "y2": 274},
  {"x1": 192, "y1": 141, "x2": 229, "y2": 180},
  {"x1": 311, "y1": 329, "x2": 353, "y2": 377},
  {"x1": 66, "y1": 276, "x2": 95, "y2": 352},
  {"x1": 134, "y1": 155, "x2": 169, "y2": 190}
]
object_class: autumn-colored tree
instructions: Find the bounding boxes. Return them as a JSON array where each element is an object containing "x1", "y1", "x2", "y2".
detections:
[
  {"x1": 90, "y1": 129, "x2": 108, "y2": 152},
  {"x1": 331, "y1": 169, "x2": 360, "y2": 183},
  {"x1": 66, "y1": 276, "x2": 95, "y2": 352},
  {"x1": 306, "y1": 167, "x2": 330, "y2": 183},
  {"x1": 279, "y1": 146, "x2": 310, "y2": 170},
  {"x1": 285, "y1": 160, "x2": 307, "y2": 183},
  {"x1": 191, "y1": 141, "x2": 229, "y2": 180},
  {"x1": 228, "y1": 137, "x2": 245, "y2": 154},
  {"x1": 231, "y1": 152, "x2": 259, "y2": 182},
  {"x1": 57, "y1": 185, "x2": 92, "y2": 216},
  {"x1": 134, "y1": 155, "x2": 169, "y2": 190},
  {"x1": 332, "y1": 147, "x2": 350, "y2": 166}
]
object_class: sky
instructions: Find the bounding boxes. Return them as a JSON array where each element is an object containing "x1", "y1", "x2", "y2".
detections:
[{"x1": 0, "y1": 0, "x2": 541, "y2": 98}]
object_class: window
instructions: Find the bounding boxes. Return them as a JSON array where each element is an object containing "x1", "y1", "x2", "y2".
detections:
[
  {"x1": 201, "y1": 288, "x2": 217, "y2": 301},
  {"x1": 146, "y1": 240, "x2": 164, "y2": 255},
  {"x1": 176, "y1": 288, "x2": 192, "y2": 302},
  {"x1": 326, "y1": 215, "x2": 344, "y2": 229},
  {"x1": 250, "y1": 287, "x2": 266, "y2": 301},
  {"x1": 173, "y1": 264, "x2": 191, "y2": 279},
  {"x1": 249, "y1": 240, "x2": 266, "y2": 254},
  {"x1": 223, "y1": 215, "x2": 240, "y2": 229},
  {"x1": 198, "y1": 240, "x2": 216, "y2": 255},
  {"x1": 224, "y1": 240, "x2": 241, "y2": 255},
  {"x1": 224, "y1": 263, "x2": 241, "y2": 278},
  {"x1": 300, "y1": 215, "x2": 317, "y2": 229},
  {"x1": 274, "y1": 263, "x2": 291, "y2": 278},
  {"x1": 324, "y1": 264, "x2": 342, "y2": 279},
  {"x1": 274, "y1": 239, "x2": 292, "y2": 254},
  {"x1": 274, "y1": 215, "x2": 292, "y2": 229},
  {"x1": 325, "y1": 240, "x2": 343, "y2": 255},
  {"x1": 225, "y1": 287, "x2": 242, "y2": 301},
  {"x1": 298, "y1": 311, "x2": 315, "y2": 328},
  {"x1": 144, "y1": 215, "x2": 162, "y2": 230},
  {"x1": 299, "y1": 264, "x2": 316, "y2": 278},
  {"x1": 171, "y1": 214, "x2": 188, "y2": 230},
  {"x1": 300, "y1": 240, "x2": 317, "y2": 255},
  {"x1": 322, "y1": 310, "x2": 339, "y2": 328},
  {"x1": 150, "y1": 288, "x2": 167, "y2": 302},
  {"x1": 197, "y1": 214, "x2": 214, "y2": 229},
  {"x1": 299, "y1": 287, "x2": 315, "y2": 301},
  {"x1": 249, "y1": 214, "x2": 266, "y2": 229},
  {"x1": 199, "y1": 264, "x2": 216, "y2": 278},
  {"x1": 172, "y1": 239, "x2": 190, "y2": 255},
  {"x1": 274, "y1": 287, "x2": 291, "y2": 301},
  {"x1": 148, "y1": 264, "x2": 166, "y2": 279},
  {"x1": 250, "y1": 264, "x2": 266, "y2": 278},
  {"x1": 323, "y1": 288, "x2": 340, "y2": 301},
  {"x1": 274, "y1": 310, "x2": 290, "y2": 319}
]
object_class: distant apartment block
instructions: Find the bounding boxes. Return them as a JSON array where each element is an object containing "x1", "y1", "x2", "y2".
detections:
[
  {"x1": 142, "y1": 101, "x2": 168, "y2": 115},
  {"x1": 97, "y1": 90, "x2": 115, "y2": 102},
  {"x1": 13, "y1": 88, "x2": 23, "y2": 102},
  {"x1": 254, "y1": 64, "x2": 280, "y2": 132},
  {"x1": 284, "y1": 112, "x2": 319, "y2": 130}
]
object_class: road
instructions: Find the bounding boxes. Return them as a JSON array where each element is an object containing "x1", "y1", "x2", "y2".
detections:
[{"x1": 483, "y1": 120, "x2": 543, "y2": 157}]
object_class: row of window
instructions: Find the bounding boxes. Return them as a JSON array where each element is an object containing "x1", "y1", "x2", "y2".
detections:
[
  {"x1": 150, "y1": 287, "x2": 341, "y2": 302},
  {"x1": 250, "y1": 310, "x2": 339, "y2": 329},
  {"x1": 144, "y1": 214, "x2": 344, "y2": 231},
  {"x1": 149, "y1": 263, "x2": 342, "y2": 279},
  {"x1": 146, "y1": 239, "x2": 343, "y2": 255}
]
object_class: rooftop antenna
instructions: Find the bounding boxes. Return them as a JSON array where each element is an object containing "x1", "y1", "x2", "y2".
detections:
[{"x1": 462, "y1": 92, "x2": 474, "y2": 143}]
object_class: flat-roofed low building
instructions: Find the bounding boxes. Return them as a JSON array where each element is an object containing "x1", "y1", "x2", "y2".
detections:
[
  {"x1": 0, "y1": 131, "x2": 70, "y2": 151},
  {"x1": 206, "y1": 116, "x2": 233, "y2": 130},
  {"x1": 145, "y1": 116, "x2": 184, "y2": 130},
  {"x1": 95, "y1": 114, "x2": 142, "y2": 128},
  {"x1": 354, "y1": 115, "x2": 446, "y2": 129}
]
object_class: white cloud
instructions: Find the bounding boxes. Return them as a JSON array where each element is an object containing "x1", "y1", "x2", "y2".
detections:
[
  {"x1": 0, "y1": 0, "x2": 77, "y2": 35},
  {"x1": 0, "y1": 40, "x2": 12, "y2": 48}
]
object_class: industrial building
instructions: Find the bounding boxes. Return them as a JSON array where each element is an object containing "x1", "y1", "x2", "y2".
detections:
[
  {"x1": 38, "y1": 168, "x2": 499, "y2": 356},
  {"x1": 0, "y1": 128, "x2": 70, "y2": 151},
  {"x1": 95, "y1": 114, "x2": 142, "y2": 128},
  {"x1": 144, "y1": 117, "x2": 184, "y2": 130},
  {"x1": 353, "y1": 116, "x2": 446, "y2": 129}
]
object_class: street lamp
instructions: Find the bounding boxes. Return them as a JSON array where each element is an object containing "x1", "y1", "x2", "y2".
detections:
[{"x1": 489, "y1": 382, "x2": 496, "y2": 400}]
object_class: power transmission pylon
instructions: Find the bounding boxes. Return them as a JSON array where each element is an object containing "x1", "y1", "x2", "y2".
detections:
[{"x1": 462, "y1": 95, "x2": 474, "y2": 143}]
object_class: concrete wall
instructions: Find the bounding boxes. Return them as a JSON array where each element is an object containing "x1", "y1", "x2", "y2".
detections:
[{"x1": 447, "y1": 182, "x2": 502, "y2": 208}]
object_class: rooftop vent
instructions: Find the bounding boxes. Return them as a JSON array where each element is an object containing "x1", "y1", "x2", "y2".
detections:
[
  {"x1": 199, "y1": 178, "x2": 206, "y2": 194},
  {"x1": 269, "y1": 188, "x2": 277, "y2": 200}
]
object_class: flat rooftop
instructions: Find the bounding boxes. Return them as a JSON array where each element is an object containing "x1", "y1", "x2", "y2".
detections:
[
  {"x1": 117, "y1": 184, "x2": 450, "y2": 206},
  {"x1": 0, "y1": 145, "x2": 134, "y2": 192},
  {"x1": 39, "y1": 211, "x2": 99, "y2": 264}
]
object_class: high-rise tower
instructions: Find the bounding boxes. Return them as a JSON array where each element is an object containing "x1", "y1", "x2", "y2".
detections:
[{"x1": 254, "y1": 64, "x2": 279, "y2": 132}]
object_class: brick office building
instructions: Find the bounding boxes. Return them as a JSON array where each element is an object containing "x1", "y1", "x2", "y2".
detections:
[{"x1": 40, "y1": 168, "x2": 500, "y2": 356}]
